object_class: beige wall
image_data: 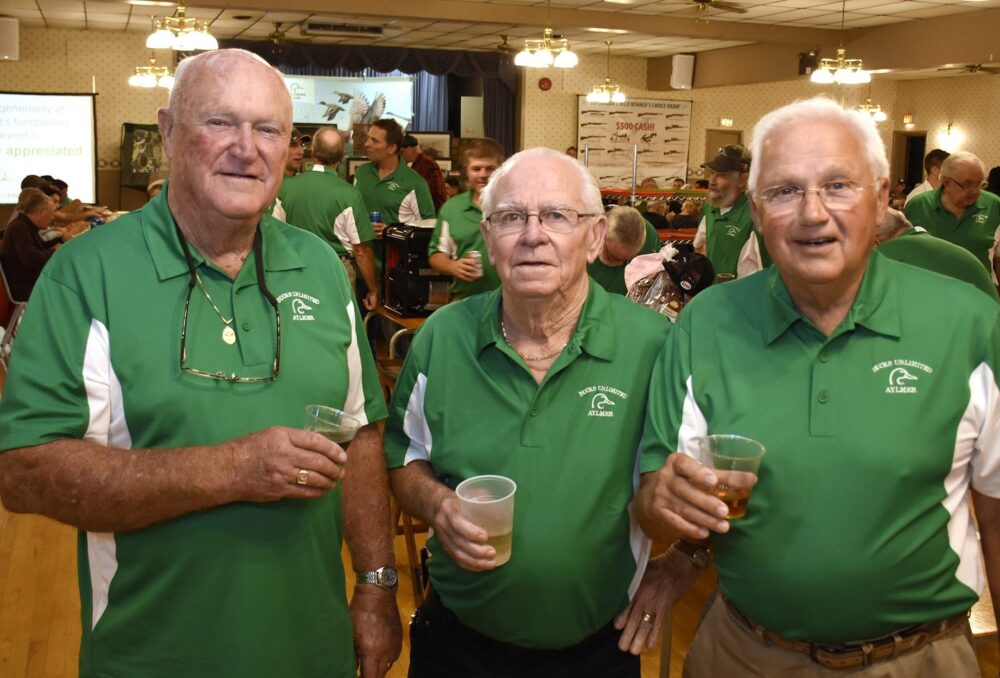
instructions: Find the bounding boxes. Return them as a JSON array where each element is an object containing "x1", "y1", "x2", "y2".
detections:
[
  {"x1": 7, "y1": 25, "x2": 1000, "y2": 207},
  {"x1": 520, "y1": 53, "x2": 1000, "y2": 184},
  {"x1": 1, "y1": 26, "x2": 167, "y2": 208}
]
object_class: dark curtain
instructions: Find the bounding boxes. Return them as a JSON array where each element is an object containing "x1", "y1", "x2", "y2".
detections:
[
  {"x1": 412, "y1": 71, "x2": 447, "y2": 132},
  {"x1": 223, "y1": 40, "x2": 517, "y2": 151}
]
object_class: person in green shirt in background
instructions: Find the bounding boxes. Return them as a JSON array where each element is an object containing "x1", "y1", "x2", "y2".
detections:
[
  {"x1": 693, "y1": 144, "x2": 770, "y2": 280},
  {"x1": 588, "y1": 206, "x2": 659, "y2": 295},
  {"x1": 428, "y1": 137, "x2": 504, "y2": 300},
  {"x1": 876, "y1": 207, "x2": 998, "y2": 301}
]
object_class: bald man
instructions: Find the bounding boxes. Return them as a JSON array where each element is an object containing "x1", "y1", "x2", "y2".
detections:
[{"x1": 0, "y1": 49, "x2": 400, "y2": 678}]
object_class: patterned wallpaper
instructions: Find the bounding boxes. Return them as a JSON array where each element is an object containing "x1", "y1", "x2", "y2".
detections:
[
  {"x1": 520, "y1": 53, "x2": 1000, "y2": 178},
  {"x1": 1, "y1": 26, "x2": 168, "y2": 169},
  {"x1": 5, "y1": 26, "x2": 999, "y2": 185}
]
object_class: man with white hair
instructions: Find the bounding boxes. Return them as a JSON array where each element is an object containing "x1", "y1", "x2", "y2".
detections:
[
  {"x1": 637, "y1": 98, "x2": 1000, "y2": 677},
  {"x1": 905, "y1": 150, "x2": 1000, "y2": 284},
  {"x1": 386, "y1": 148, "x2": 671, "y2": 677},
  {"x1": 0, "y1": 49, "x2": 400, "y2": 678}
]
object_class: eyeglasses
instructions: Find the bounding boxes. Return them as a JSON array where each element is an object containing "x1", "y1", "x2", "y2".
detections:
[
  {"x1": 943, "y1": 177, "x2": 987, "y2": 193},
  {"x1": 179, "y1": 282, "x2": 281, "y2": 383},
  {"x1": 176, "y1": 225, "x2": 281, "y2": 384},
  {"x1": 756, "y1": 180, "x2": 871, "y2": 214},
  {"x1": 484, "y1": 208, "x2": 597, "y2": 235}
]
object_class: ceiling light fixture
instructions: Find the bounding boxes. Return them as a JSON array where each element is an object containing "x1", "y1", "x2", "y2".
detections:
[
  {"x1": 810, "y1": 1, "x2": 869, "y2": 85},
  {"x1": 586, "y1": 41, "x2": 626, "y2": 104},
  {"x1": 146, "y1": 4, "x2": 218, "y2": 51},
  {"x1": 129, "y1": 57, "x2": 174, "y2": 89},
  {"x1": 857, "y1": 97, "x2": 887, "y2": 122},
  {"x1": 514, "y1": 0, "x2": 578, "y2": 68}
]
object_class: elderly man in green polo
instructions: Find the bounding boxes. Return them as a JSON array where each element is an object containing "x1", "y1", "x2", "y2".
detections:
[
  {"x1": 637, "y1": 97, "x2": 1000, "y2": 677},
  {"x1": 0, "y1": 49, "x2": 400, "y2": 678},
  {"x1": 385, "y1": 148, "x2": 672, "y2": 677},
  {"x1": 904, "y1": 150, "x2": 1000, "y2": 286},
  {"x1": 693, "y1": 144, "x2": 770, "y2": 280}
]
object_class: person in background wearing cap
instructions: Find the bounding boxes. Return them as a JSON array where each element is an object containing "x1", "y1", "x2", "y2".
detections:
[
  {"x1": 693, "y1": 144, "x2": 770, "y2": 281},
  {"x1": 401, "y1": 134, "x2": 448, "y2": 213}
]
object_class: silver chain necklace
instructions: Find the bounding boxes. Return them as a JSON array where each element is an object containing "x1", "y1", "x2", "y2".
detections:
[
  {"x1": 194, "y1": 273, "x2": 237, "y2": 345},
  {"x1": 500, "y1": 318, "x2": 567, "y2": 362}
]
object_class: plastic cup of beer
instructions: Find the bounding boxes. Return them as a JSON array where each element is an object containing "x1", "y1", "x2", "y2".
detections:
[
  {"x1": 697, "y1": 435, "x2": 765, "y2": 520},
  {"x1": 304, "y1": 405, "x2": 362, "y2": 445},
  {"x1": 455, "y1": 475, "x2": 517, "y2": 566}
]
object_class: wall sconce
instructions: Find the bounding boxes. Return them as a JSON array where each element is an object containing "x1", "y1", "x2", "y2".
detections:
[
  {"x1": 937, "y1": 123, "x2": 963, "y2": 152},
  {"x1": 719, "y1": 118, "x2": 734, "y2": 128}
]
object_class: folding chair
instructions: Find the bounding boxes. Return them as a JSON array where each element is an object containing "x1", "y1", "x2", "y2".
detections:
[{"x1": 0, "y1": 254, "x2": 27, "y2": 374}]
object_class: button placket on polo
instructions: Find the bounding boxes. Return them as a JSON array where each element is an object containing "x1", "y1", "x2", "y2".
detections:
[{"x1": 809, "y1": 340, "x2": 837, "y2": 437}]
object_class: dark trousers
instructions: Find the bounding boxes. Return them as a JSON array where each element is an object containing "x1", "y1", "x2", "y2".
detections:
[{"x1": 408, "y1": 590, "x2": 640, "y2": 678}]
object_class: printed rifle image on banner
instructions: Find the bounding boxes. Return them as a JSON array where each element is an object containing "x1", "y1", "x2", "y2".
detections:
[{"x1": 577, "y1": 97, "x2": 692, "y2": 189}]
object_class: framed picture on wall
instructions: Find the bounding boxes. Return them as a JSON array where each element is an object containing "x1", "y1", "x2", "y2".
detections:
[
  {"x1": 120, "y1": 123, "x2": 165, "y2": 189},
  {"x1": 346, "y1": 157, "x2": 371, "y2": 181},
  {"x1": 435, "y1": 159, "x2": 452, "y2": 172},
  {"x1": 409, "y1": 132, "x2": 452, "y2": 160}
]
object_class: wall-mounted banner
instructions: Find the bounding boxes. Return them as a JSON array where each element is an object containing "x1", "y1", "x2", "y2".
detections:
[{"x1": 576, "y1": 97, "x2": 692, "y2": 189}]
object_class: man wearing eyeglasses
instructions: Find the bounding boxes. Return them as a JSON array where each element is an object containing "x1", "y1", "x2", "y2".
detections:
[
  {"x1": 636, "y1": 98, "x2": 999, "y2": 677},
  {"x1": 905, "y1": 151, "x2": 1000, "y2": 286},
  {"x1": 0, "y1": 49, "x2": 401, "y2": 678},
  {"x1": 385, "y1": 148, "x2": 672, "y2": 676}
]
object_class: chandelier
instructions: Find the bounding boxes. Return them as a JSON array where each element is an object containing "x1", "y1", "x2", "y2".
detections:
[
  {"x1": 586, "y1": 42, "x2": 626, "y2": 104},
  {"x1": 129, "y1": 57, "x2": 174, "y2": 89},
  {"x1": 514, "y1": 1, "x2": 577, "y2": 69},
  {"x1": 810, "y1": 1, "x2": 869, "y2": 85},
  {"x1": 146, "y1": 5, "x2": 218, "y2": 51},
  {"x1": 857, "y1": 97, "x2": 887, "y2": 122},
  {"x1": 514, "y1": 27, "x2": 578, "y2": 68}
]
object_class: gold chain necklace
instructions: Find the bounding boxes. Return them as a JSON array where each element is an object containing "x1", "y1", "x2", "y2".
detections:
[
  {"x1": 195, "y1": 273, "x2": 237, "y2": 345},
  {"x1": 500, "y1": 318, "x2": 567, "y2": 362}
]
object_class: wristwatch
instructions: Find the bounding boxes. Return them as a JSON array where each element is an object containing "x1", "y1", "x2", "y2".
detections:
[
  {"x1": 673, "y1": 540, "x2": 712, "y2": 569},
  {"x1": 355, "y1": 566, "x2": 398, "y2": 590}
]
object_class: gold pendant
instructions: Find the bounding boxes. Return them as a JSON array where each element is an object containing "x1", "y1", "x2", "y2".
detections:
[{"x1": 222, "y1": 326, "x2": 237, "y2": 345}]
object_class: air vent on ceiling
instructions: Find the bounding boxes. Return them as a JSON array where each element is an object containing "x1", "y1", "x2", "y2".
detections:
[{"x1": 302, "y1": 22, "x2": 385, "y2": 38}]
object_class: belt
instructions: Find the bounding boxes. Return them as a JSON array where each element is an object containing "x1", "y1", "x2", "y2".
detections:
[{"x1": 722, "y1": 594, "x2": 969, "y2": 670}]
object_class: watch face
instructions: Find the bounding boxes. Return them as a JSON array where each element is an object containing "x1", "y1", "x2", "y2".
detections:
[{"x1": 378, "y1": 567, "x2": 398, "y2": 588}]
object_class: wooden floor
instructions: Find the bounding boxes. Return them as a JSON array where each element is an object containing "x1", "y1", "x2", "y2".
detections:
[{"x1": 0, "y1": 505, "x2": 996, "y2": 678}]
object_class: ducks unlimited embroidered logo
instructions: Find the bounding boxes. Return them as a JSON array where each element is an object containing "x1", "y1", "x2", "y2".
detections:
[
  {"x1": 578, "y1": 385, "x2": 628, "y2": 417},
  {"x1": 277, "y1": 291, "x2": 319, "y2": 321},
  {"x1": 871, "y1": 359, "x2": 933, "y2": 394}
]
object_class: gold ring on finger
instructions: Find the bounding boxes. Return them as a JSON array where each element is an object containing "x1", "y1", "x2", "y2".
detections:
[
  {"x1": 641, "y1": 612, "x2": 656, "y2": 624},
  {"x1": 296, "y1": 469, "x2": 309, "y2": 485}
]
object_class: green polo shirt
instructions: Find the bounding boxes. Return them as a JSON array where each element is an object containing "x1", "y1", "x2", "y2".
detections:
[
  {"x1": 0, "y1": 185, "x2": 387, "y2": 678},
  {"x1": 878, "y1": 227, "x2": 998, "y2": 301},
  {"x1": 588, "y1": 221, "x2": 661, "y2": 295},
  {"x1": 904, "y1": 187, "x2": 1000, "y2": 274},
  {"x1": 354, "y1": 159, "x2": 435, "y2": 224},
  {"x1": 639, "y1": 251, "x2": 1000, "y2": 643},
  {"x1": 278, "y1": 164, "x2": 374, "y2": 256},
  {"x1": 385, "y1": 282, "x2": 670, "y2": 648},
  {"x1": 427, "y1": 191, "x2": 500, "y2": 298},
  {"x1": 700, "y1": 193, "x2": 771, "y2": 277}
]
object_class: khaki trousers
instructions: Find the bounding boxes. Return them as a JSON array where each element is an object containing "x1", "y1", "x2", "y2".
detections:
[{"x1": 683, "y1": 595, "x2": 980, "y2": 678}]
